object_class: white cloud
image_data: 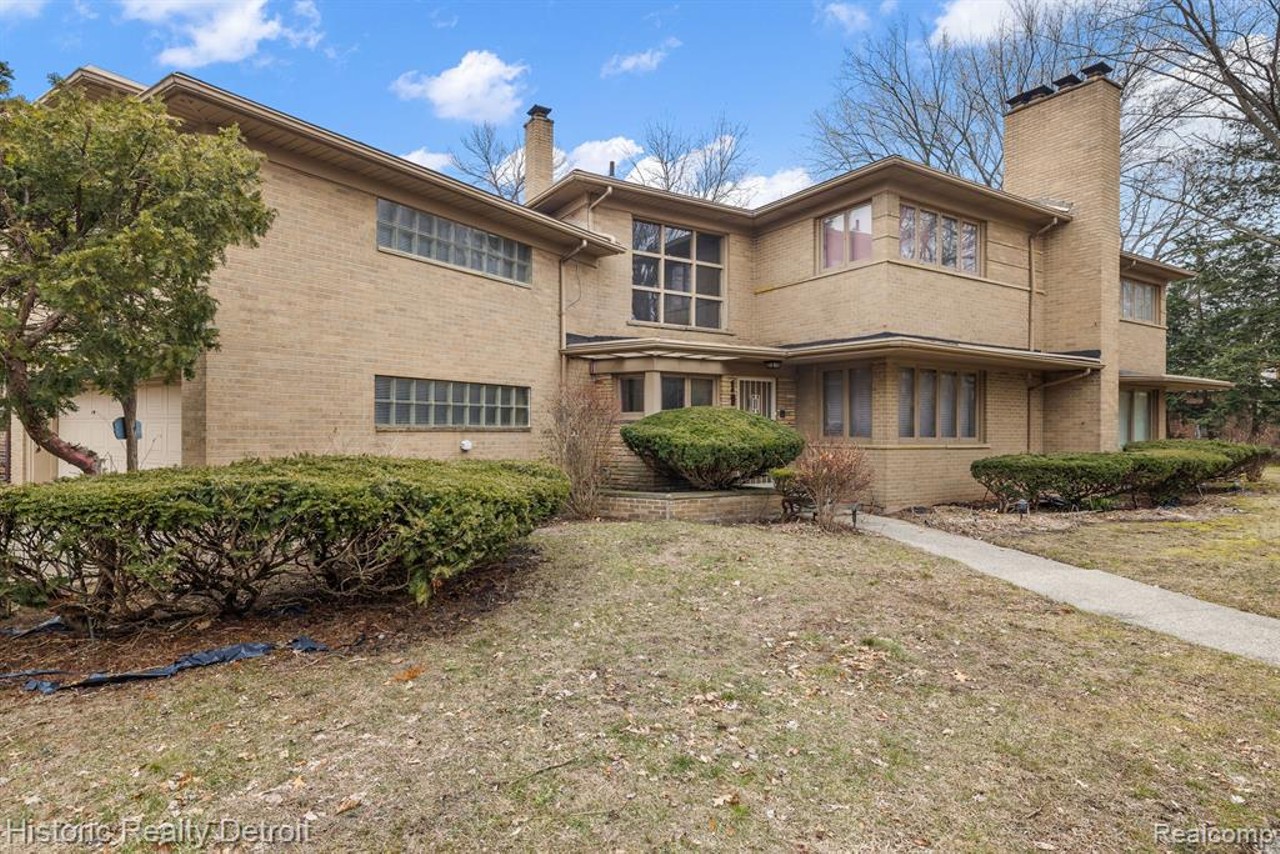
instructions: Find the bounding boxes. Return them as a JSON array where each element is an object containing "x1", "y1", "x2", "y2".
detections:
[
  {"x1": 392, "y1": 50, "x2": 528, "y2": 123},
  {"x1": 930, "y1": 0, "x2": 1070, "y2": 44},
  {"x1": 600, "y1": 37, "x2": 681, "y2": 78},
  {"x1": 736, "y1": 167, "x2": 814, "y2": 206},
  {"x1": 562, "y1": 136, "x2": 644, "y2": 175},
  {"x1": 0, "y1": 0, "x2": 47, "y2": 17},
  {"x1": 120, "y1": 0, "x2": 323, "y2": 67},
  {"x1": 821, "y1": 2, "x2": 871, "y2": 34},
  {"x1": 429, "y1": 7, "x2": 457, "y2": 28},
  {"x1": 878, "y1": 0, "x2": 898, "y2": 13},
  {"x1": 401, "y1": 147, "x2": 453, "y2": 171}
]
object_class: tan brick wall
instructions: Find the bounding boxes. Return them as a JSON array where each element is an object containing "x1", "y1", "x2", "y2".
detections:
[
  {"x1": 598, "y1": 489, "x2": 782, "y2": 523},
  {"x1": 1119, "y1": 320, "x2": 1167, "y2": 375},
  {"x1": 1005, "y1": 77, "x2": 1123, "y2": 451},
  {"x1": 193, "y1": 156, "x2": 565, "y2": 466}
]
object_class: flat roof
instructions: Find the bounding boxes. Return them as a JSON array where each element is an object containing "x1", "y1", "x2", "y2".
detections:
[{"x1": 1120, "y1": 371, "x2": 1232, "y2": 390}]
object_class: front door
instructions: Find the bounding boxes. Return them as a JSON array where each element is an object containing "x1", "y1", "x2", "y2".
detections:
[{"x1": 738, "y1": 378, "x2": 776, "y2": 419}]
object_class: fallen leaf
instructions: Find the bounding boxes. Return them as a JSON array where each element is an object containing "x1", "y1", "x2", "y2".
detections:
[
  {"x1": 713, "y1": 791, "x2": 741, "y2": 807},
  {"x1": 952, "y1": 670, "x2": 970, "y2": 683},
  {"x1": 335, "y1": 795, "x2": 362, "y2": 814},
  {"x1": 391, "y1": 666, "x2": 425, "y2": 683}
]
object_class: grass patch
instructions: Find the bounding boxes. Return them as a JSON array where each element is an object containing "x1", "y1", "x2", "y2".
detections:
[
  {"x1": 977, "y1": 467, "x2": 1280, "y2": 618},
  {"x1": 3, "y1": 520, "x2": 1279, "y2": 850}
]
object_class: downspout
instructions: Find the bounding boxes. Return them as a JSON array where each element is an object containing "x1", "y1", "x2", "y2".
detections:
[
  {"x1": 586, "y1": 186, "x2": 613, "y2": 232},
  {"x1": 558, "y1": 239, "x2": 589, "y2": 385},
  {"x1": 1025, "y1": 217, "x2": 1061, "y2": 451},
  {"x1": 1026, "y1": 368, "x2": 1097, "y2": 451}
]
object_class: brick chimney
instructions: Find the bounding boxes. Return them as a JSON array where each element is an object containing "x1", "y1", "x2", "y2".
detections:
[
  {"x1": 1004, "y1": 64, "x2": 1124, "y2": 452},
  {"x1": 523, "y1": 104, "x2": 553, "y2": 202}
]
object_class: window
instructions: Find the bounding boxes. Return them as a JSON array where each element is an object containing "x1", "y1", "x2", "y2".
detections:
[
  {"x1": 374, "y1": 376, "x2": 529, "y2": 428},
  {"x1": 1118, "y1": 389, "x2": 1155, "y2": 446},
  {"x1": 820, "y1": 202, "x2": 873, "y2": 270},
  {"x1": 660, "y1": 375, "x2": 716, "y2": 410},
  {"x1": 1122, "y1": 279, "x2": 1160, "y2": 323},
  {"x1": 822, "y1": 365, "x2": 873, "y2": 438},
  {"x1": 899, "y1": 204, "x2": 979, "y2": 273},
  {"x1": 898, "y1": 367, "x2": 980, "y2": 439},
  {"x1": 376, "y1": 199, "x2": 532, "y2": 284},
  {"x1": 619, "y1": 375, "x2": 645, "y2": 414},
  {"x1": 631, "y1": 219, "x2": 724, "y2": 329}
]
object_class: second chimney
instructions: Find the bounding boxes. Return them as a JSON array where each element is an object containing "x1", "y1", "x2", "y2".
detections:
[{"x1": 523, "y1": 104, "x2": 553, "y2": 202}]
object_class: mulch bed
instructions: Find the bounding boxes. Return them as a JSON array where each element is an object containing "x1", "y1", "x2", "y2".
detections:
[{"x1": 0, "y1": 549, "x2": 540, "y2": 699}]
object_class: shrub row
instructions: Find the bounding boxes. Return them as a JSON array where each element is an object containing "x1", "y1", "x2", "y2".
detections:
[
  {"x1": 970, "y1": 440, "x2": 1272, "y2": 510},
  {"x1": 0, "y1": 455, "x2": 568, "y2": 629},
  {"x1": 621, "y1": 407, "x2": 805, "y2": 489}
]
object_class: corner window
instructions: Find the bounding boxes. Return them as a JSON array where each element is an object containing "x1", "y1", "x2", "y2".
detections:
[
  {"x1": 898, "y1": 367, "x2": 979, "y2": 440},
  {"x1": 1122, "y1": 279, "x2": 1160, "y2": 323},
  {"x1": 376, "y1": 199, "x2": 532, "y2": 284},
  {"x1": 1119, "y1": 389, "x2": 1154, "y2": 446},
  {"x1": 619, "y1": 375, "x2": 645, "y2": 414},
  {"x1": 899, "y1": 204, "x2": 979, "y2": 273},
  {"x1": 374, "y1": 376, "x2": 529, "y2": 428},
  {"x1": 822, "y1": 365, "x2": 873, "y2": 438},
  {"x1": 631, "y1": 219, "x2": 724, "y2": 330},
  {"x1": 820, "y1": 202, "x2": 873, "y2": 270},
  {"x1": 660, "y1": 375, "x2": 716, "y2": 410}
]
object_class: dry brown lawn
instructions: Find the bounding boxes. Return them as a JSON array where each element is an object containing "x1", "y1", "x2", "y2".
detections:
[
  {"x1": 921, "y1": 467, "x2": 1280, "y2": 619},
  {"x1": 3, "y1": 520, "x2": 1280, "y2": 852}
]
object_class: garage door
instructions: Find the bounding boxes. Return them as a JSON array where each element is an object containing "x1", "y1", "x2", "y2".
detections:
[{"x1": 56, "y1": 383, "x2": 182, "y2": 477}]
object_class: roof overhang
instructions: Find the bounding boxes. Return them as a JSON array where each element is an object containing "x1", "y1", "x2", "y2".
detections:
[
  {"x1": 51, "y1": 66, "x2": 146, "y2": 100},
  {"x1": 564, "y1": 334, "x2": 1104, "y2": 371},
  {"x1": 531, "y1": 157, "x2": 1071, "y2": 231},
  {"x1": 1120, "y1": 372, "x2": 1233, "y2": 391},
  {"x1": 132, "y1": 74, "x2": 622, "y2": 260},
  {"x1": 1121, "y1": 252, "x2": 1195, "y2": 282}
]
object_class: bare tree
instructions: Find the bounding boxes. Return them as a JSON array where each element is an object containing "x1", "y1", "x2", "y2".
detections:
[
  {"x1": 450, "y1": 122, "x2": 525, "y2": 201},
  {"x1": 629, "y1": 115, "x2": 753, "y2": 204},
  {"x1": 1111, "y1": 0, "x2": 1280, "y2": 159}
]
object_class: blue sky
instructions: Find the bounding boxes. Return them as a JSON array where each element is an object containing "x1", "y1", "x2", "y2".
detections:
[{"x1": 0, "y1": 0, "x2": 1001, "y2": 204}]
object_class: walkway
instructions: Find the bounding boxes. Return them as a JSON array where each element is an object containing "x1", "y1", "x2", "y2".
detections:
[{"x1": 861, "y1": 514, "x2": 1280, "y2": 668}]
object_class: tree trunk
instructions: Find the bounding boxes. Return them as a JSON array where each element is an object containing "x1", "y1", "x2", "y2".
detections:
[
  {"x1": 121, "y1": 390, "x2": 138, "y2": 472},
  {"x1": 4, "y1": 358, "x2": 100, "y2": 475}
]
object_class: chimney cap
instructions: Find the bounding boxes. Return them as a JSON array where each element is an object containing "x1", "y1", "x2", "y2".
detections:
[
  {"x1": 1081, "y1": 61, "x2": 1113, "y2": 78},
  {"x1": 1053, "y1": 73, "x2": 1083, "y2": 88},
  {"x1": 527, "y1": 104, "x2": 552, "y2": 119}
]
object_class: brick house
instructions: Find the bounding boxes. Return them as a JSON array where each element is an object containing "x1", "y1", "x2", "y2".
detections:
[{"x1": 6, "y1": 64, "x2": 1229, "y2": 509}]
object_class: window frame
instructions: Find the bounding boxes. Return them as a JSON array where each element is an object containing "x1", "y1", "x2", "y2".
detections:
[
  {"x1": 1121, "y1": 278, "x2": 1162, "y2": 324},
  {"x1": 618, "y1": 374, "x2": 646, "y2": 416},
  {"x1": 821, "y1": 364, "x2": 874, "y2": 439},
  {"x1": 1118, "y1": 388, "x2": 1158, "y2": 446},
  {"x1": 376, "y1": 198, "x2": 533, "y2": 286},
  {"x1": 896, "y1": 366, "x2": 983, "y2": 442},
  {"x1": 818, "y1": 201, "x2": 875, "y2": 272},
  {"x1": 659, "y1": 374, "x2": 718, "y2": 410},
  {"x1": 374, "y1": 375, "x2": 531, "y2": 431},
  {"x1": 630, "y1": 218, "x2": 726, "y2": 330},
  {"x1": 898, "y1": 202, "x2": 982, "y2": 275}
]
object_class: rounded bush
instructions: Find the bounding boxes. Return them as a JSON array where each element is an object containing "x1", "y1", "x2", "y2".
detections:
[
  {"x1": 620, "y1": 407, "x2": 805, "y2": 489},
  {"x1": 0, "y1": 455, "x2": 568, "y2": 629},
  {"x1": 971, "y1": 453, "x2": 1136, "y2": 508}
]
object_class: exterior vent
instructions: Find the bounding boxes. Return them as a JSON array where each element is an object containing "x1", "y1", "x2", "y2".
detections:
[
  {"x1": 1081, "y1": 61, "x2": 1113, "y2": 78},
  {"x1": 1053, "y1": 73, "x2": 1083, "y2": 89}
]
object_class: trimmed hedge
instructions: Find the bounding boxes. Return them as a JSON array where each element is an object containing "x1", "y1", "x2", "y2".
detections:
[
  {"x1": 0, "y1": 455, "x2": 567, "y2": 629},
  {"x1": 1125, "y1": 439, "x2": 1273, "y2": 481},
  {"x1": 970, "y1": 439, "x2": 1272, "y2": 509},
  {"x1": 620, "y1": 407, "x2": 805, "y2": 489}
]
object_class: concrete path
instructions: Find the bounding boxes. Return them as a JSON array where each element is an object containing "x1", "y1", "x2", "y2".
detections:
[{"x1": 861, "y1": 514, "x2": 1280, "y2": 668}]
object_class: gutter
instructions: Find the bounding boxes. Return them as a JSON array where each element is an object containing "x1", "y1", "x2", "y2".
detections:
[
  {"x1": 586, "y1": 186, "x2": 613, "y2": 233},
  {"x1": 1027, "y1": 217, "x2": 1060, "y2": 350}
]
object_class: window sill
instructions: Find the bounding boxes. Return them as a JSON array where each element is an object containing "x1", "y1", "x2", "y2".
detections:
[
  {"x1": 376, "y1": 246, "x2": 533, "y2": 290},
  {"x1": 1120, "y1": 317, "x2": 1166, "y2": 330},
  {"x1": 869, "y1": 442, "x2": 991, "y2": 450},
  {"x1": 375, "y1": 426, "x2": 532, "y2": 433},
  {"x1": 626, "y1": 320, "x2": 735, "y2": 336}
]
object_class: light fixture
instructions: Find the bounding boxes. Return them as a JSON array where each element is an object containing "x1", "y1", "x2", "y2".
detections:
[{"x1": 764, "y1": 360, "x2": 783, "y2": 370}]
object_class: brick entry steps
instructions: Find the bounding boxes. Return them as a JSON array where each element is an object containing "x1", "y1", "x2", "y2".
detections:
[{"x1": 598, "y1": 488, "x2": 783, "y2": 523}]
